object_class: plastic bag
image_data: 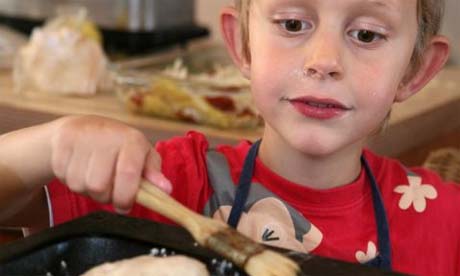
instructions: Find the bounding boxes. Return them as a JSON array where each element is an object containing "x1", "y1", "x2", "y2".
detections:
[
  {"x1": 0, "y1": 26, "x2": 27, "y2": 69},
  {"x1": 13, "y1": 6, "x2": 109, "y2": 96}
]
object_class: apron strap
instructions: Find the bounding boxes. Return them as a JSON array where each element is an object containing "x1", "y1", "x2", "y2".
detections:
[
  {"x1": 362, "y1": 156, "x2": 392, "y2": 270},
  {"x1": 227, "y1": 140, "x2": 261, "y2": 228}
]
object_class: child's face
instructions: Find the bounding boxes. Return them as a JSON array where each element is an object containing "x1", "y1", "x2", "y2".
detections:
[{"x1": 247, "y1": 0, "x2": 419, "y2": 155}]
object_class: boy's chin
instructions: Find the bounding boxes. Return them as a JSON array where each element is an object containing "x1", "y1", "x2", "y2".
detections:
[
  {"x1": 297, "y1": 143, "x2": 341, "y2": 157},
  {"x1": 285, "y1": 133, "x2": 362, "y2": 158}
]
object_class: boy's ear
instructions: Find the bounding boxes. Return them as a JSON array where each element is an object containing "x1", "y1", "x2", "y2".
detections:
[
  {"x1": 220, "y1": 6, "x2": 251, "y2": 79},
  {"x1": 395, "y1": 36, "x2": 450, "y2": 102}
]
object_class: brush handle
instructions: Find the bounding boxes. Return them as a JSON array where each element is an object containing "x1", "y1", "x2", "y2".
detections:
[
  {"x1": 136, "y1": 180, "x2": 300, "y2": 275},
  {"x1": 136, "y1": 180, "x2": 224, "y2": 244}
]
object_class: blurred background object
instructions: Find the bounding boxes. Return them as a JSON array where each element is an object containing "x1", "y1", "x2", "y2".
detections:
[
  {"x1": 443, "y1": 0, "x2": 460, "y2": 65},
  {"x1": 13, "y1": 6, "x2": 109, "y2": 96},
  {"x1": 195, "y1": 0, "x2": 230, "y2": 44},
  {"x1": 0, "y1": 0, "x2": 209, "y2": 55},
  {"x1": 0, "y1": 25, "x2": 27, "y2": 69}
]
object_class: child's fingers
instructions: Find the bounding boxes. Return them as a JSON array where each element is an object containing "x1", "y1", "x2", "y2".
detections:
[
  {"x1": 85, "y1": 146, "x2": 117, "y2": 204},
  {"x1": 65, "y1": 143, "x2": 91, "y2": 195},
  {"x1": 143, "y1": 148, "x2": 172, "y2": 194},
  {"x1": 50, "y1": 126, "x2": 76, "y2": 181},
  {"x1": 112, "y1": 134, "x2": 149, "y2": 213}
]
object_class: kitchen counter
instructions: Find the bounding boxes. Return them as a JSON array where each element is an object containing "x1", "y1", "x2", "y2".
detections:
[
  {"x1": 0, "y1": 70, "x2": 263, "y2": 145},
  {"x1": 0, "y1": 67, "x2": 459, "y2": 156},
  {"x1": 398, "y1": 128, "x2": 460, "y2": 167}
]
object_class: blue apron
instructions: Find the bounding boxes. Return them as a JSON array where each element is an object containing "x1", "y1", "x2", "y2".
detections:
[{"x1": 226, "y1": 140, "x2": 392, "y2": 271}]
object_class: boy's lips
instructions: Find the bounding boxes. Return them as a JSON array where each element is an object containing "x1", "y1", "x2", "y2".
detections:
[{"x1": 285, "y1": 96, "x2": 352, "y2": 120}]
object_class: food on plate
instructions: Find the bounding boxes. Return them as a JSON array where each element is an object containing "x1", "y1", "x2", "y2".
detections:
[
  {"x1": 13, "y1": 7, "x2": 109, "y2": 96},
  {"x1": 81, "y1": 255, "x2": 209, "y2": 276},
  {"x1": 116, "y1": 60, "x2": 262, "y2": 129}
]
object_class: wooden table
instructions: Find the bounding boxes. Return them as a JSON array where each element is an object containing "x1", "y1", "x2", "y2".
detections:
[
  {"x1": 0, "y1": 71, "x2": 264, "y2": 146},
  {"x1": 0, "y1": 228, "x2": 22, "y2": 244},
  {"x1": 398, "y1": 128, "x2": 460, "y2": 167}
]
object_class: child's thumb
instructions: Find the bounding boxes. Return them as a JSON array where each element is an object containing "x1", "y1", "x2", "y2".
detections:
[{"x1": 143, "y1": 149, "x2": 173, "y2": 194}]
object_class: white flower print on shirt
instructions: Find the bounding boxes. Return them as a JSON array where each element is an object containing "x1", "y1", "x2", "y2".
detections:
[
  {"x1": 394, "y1": 175, "x2": 437, "y2": 213},
  {"x1": 355, "y1": 241, "x2": 378, "y2": 263}
]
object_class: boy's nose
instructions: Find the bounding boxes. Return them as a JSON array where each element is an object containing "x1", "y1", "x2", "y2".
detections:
[{"x1": 303, "y1": 33, "x2": 344, "y2": 81}]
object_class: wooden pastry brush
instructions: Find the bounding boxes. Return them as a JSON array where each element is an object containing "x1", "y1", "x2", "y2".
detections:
[{"x1": 136, "y1": 180, "x2": 300, "y2": 276}]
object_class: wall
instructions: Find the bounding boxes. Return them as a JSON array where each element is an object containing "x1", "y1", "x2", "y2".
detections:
[
  {"x1": 443, "y1": 0, "x2": 460, "y2": 64},
  {"x1": 195, "y1": 0, "x2": 230, "y2": 43}
]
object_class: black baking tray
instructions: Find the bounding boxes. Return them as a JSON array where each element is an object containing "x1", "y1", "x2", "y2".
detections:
[{"x1": 0, "y1": 211, "x2": 403, "y2": 276}]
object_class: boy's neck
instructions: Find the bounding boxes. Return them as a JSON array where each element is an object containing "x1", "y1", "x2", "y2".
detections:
[{"x1": 258, "y1": 132, "x2": 364, "y2": 190}]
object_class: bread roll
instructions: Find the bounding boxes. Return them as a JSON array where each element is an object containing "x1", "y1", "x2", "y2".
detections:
[{"x1": 81, "y1": 255, "x2": 210, "y2": 276}]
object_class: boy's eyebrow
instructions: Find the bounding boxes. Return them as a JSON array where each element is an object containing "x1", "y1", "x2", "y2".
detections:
[
  {"x1": 367, "y1": 0, "x2": 397, "y2": 12},
  {"x1": 358, "y1": 0, "x2": 402, "y2": 23}
]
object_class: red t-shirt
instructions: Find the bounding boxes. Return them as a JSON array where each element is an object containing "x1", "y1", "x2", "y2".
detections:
[{"x1": 47, "y1": 131, "x2": 460, "y2": 276}]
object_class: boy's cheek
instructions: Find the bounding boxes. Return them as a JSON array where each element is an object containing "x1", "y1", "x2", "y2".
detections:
[
  {"x1": 352, "y1": 79, "x2": 397, "y2": 110},
  {"x1": 250, "y1": 51, "x2": 299, "y2": 84},
  {"x1": 250, "y1": 64, "x2": 282, "y2": 92}
]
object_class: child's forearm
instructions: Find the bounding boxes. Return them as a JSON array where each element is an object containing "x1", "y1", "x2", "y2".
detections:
[
  {"x1": 0, "y1": 114, "x2": 171, "y2": 227},
  {"x1": 0, "y1": 121, "x2": 56, "y2": 223}
]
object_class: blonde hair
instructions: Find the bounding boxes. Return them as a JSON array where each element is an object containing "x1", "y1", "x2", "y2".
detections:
[{"x1": 234, "y1": 0, "x2": 445, "y2": 73}]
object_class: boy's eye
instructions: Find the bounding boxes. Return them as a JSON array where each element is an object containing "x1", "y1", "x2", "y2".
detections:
[
  {"x1": 279, "y1": 19, "x2": 311, "y2": 33},
  {"x1": 349, "y1": 30, "x2": 384, "y2": 43}
]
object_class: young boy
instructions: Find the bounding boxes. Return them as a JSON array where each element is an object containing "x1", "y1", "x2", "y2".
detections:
[{"x1": 0, "y1": 0, "x2": 457, "y2": 275}]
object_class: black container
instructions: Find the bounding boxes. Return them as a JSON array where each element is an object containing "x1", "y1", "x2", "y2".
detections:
[
  {"x1": 0, "y1": 14, "x2": 209, "y2": 55},
  {"x1": 0, "y1": 212, "x2": 403, "y2": 276}
]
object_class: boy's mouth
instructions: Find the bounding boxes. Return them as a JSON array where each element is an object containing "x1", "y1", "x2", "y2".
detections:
[{"x1": 284, "y1": 96, "x2": 352, "y2": 120}]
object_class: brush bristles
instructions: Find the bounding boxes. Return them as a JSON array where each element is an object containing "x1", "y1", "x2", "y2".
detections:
[
  {"x1": 205, "y1": 227, "x2": 264, "y2": 267},
  {"x1": 245, "y1": 250, "x2": 300, "y2": 276},
  {"x1": 204, "y1": 227, "x2": 300, "y2": 276},
  {"x1": 189, "y1": 217, "x2": 227, "y2": 245}
]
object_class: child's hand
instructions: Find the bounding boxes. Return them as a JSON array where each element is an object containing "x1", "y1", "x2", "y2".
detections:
[{"x1": 49, "y1": 115, "x2": 172, "y2": 214}]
